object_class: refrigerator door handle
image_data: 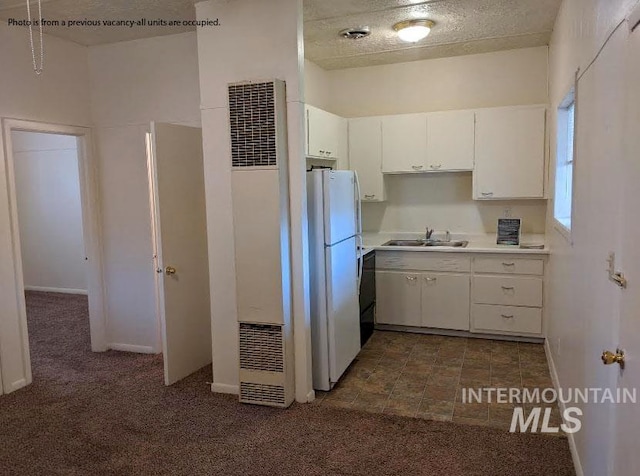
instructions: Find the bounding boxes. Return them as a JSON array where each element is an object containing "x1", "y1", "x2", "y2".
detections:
[
  {"x1": 354, "y1": 171, "x2": 364, "y2": 294},
  {"x1": 354, "y1": 171, "x2": 363, "y2": 237},
  {"x1": 357, "y1": 235, "x2": 364, "y2": 293}
]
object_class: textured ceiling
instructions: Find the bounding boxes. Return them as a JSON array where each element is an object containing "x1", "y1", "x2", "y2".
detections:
[
  {"x1": 0, "y1": 0, "x2": 561, "y2": 68},
  {"x1": 0, "y1": 0, "x2": 197, "y2": 45},
  {"x1": 304, "y1": 0, "x2": 562, "y2": 69}
]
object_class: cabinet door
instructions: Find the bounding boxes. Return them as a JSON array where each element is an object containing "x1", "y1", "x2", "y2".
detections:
[
  {"x1": 381, "y1": 113, "x2": 428, "y2": 173},
  {"x1": 349, "y1": 117, "x2": 385, "y2": 202},
  {"x1": 426, "y1": 110, "x2": 474, "y2": 171},
  {"x1": 307, "y1": 106, "x2": 340, "y2": 159},
  {"x1": 474, "y1": 106, "x2": 546, "y2": 199},
  {"x1": 375, "y1": 271, "x2": 421, "y2": 326},
  {"x1": 421, "y1": 273, "x2": 470, "y2": 330}
]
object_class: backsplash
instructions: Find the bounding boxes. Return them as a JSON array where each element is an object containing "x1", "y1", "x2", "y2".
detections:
[{"x1": 361, "y1": 173, "x2": 547, "y2": 234}]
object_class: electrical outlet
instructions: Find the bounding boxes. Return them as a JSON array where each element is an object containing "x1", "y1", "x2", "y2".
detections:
[{"x1": 503, "y1": 206, "x2": 512, "y2": 218}]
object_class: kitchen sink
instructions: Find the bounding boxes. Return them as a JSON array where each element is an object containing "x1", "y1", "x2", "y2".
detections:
[
  {"x1": 381, "y1": 240, "x2": 427, "y2": 246},
  {"x1": 424, "y1": 240, "x2": 469, "y2": 248},
  {"x1": 382, "y1": 239, "x2": 469, "y2": 248}
]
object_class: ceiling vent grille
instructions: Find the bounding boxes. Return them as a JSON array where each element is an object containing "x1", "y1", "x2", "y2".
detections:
[
  {"x1": 240, "y1": 382, "x2": 286, "y2": 406},
  {"x1": 228, "y1": 82, "x2": 277, "y2": 168},
  {"x1": 239, "y1": 322, "x2": 284, "y2": 372}
]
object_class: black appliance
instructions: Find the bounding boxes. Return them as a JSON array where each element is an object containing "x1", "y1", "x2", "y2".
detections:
[{"x1": 359, "y1": 250, "x2": 376, "y2": 346}]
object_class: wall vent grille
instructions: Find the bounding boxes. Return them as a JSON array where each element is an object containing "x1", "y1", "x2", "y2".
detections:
[
  {"x1": 228, "y1": 82, "x2": 277, "y2": 167},
  {"x1": 239, "y1": 322, "x2": 284, "y2": 372},
  {"x1": 240, "y1": 382, "x2": 286, "y2": 406}
]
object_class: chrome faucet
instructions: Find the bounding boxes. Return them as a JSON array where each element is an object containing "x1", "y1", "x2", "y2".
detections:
[{"x1": 425, "y1": 227, "x2": 434, "y2": 240}]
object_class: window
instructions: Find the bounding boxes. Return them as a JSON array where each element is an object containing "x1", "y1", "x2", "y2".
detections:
[{"x1": 554, "y1": 92, "x2": 575, "y2": 234}]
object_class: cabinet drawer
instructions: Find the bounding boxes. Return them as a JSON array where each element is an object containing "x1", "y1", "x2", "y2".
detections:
[
  {"x1": 474, "y1": 257, "x2": 544, "y2": 275},
  {"x1": 376, "y1": 251, "x2": 471, "y2": 272},
  {"x1": 472, "y1": 304, "x2": 542, "y2": 335},
  {"x1": 473, "y1": 276, "x2": 542, "y2": 307}
]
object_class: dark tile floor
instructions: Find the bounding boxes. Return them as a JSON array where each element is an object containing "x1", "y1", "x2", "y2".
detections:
[{"x1": 315, "y1": 331, "x2": 562, "y2": 431}]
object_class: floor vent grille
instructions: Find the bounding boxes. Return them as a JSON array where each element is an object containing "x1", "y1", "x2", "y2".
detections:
[
  {"x1": 239, "y1": 322, "x2": 284, "y2": 372},
  {"x1": 240, "y1": 382, "x2": 286, "y2": 406}
]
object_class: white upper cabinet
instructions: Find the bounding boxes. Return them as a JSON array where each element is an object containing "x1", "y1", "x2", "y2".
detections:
[
  {"x1": 381, "y1": 113, "x2": 428, "y2": 173},
  {"x1": 473, "y1": 106, "x2": 546, "y2": 199},
  {"x1": 348, "y1": 117, "x2": 386, "y2": 202},
  {"x1": 306, "y1": 105, "x2": 344, "y2": 159},
  {"x1": 426, "y1": 110, "x2": 475, "y2": 171}
]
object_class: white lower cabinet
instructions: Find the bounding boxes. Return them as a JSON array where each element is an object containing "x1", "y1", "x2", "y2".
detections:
[
  {"x1": 376, "y1": 271, "x2": 421, "y2": 326},
  {"x1": 375, "y1": 251, "x2": 546, "y2": 338},
  {"x1": 421, "y1": 273, "x2": 470, "y2": 330},
  {"x1": 472, "y1": 304, "x2": 542, "y2": 335}
]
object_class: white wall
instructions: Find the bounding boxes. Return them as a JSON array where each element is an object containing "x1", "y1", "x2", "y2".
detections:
[
  {"x1": 322, "y1": 46, "x2": 549, "y2": 118},
  {"x1": 197, "y1": 0, "x2": 313, "y2": 401},
  {"x1": 545, "y1": 1, "x2": 639, "y2": 474},
  {"x1": 0, "y1": 24, "x2": 92, "y2": 392},
  {"x1": 304, "y1": 59, "x2": 332, "y2": 111},
  {"x1": 88, "y1": 32, "x2": 202, "y2": 352},
  {"x1": 363, "y1": 174, "x2": 547, "y2": 234},
  {"x1": 12, "y1": 131, "x2": 86, "y2": 293},
  {"x1": 305, "y1": 47, "x2": 550, "y2": 235}
]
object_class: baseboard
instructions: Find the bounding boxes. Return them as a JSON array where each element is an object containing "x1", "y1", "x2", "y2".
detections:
[
  {"x1": 211, "y1": 382, "x2": 239, "y2": 395},
  {"x1": 24, "y1": 286, "x2": 88, "y2": 295},
  {"x1": 375, "y1": 324, "x2": 544, "y2": 343},
  {"x1": 107, "y1": 343, "x2": 157, "y2": 354},
  {"x1": 7, "y1": 378, "x2": 28, "y2": 393},
  {"x1": 545, "y1": 339, "x2": 584, "y2": 476}
]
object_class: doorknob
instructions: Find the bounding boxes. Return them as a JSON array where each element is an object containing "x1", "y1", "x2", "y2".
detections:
[
  {"x1": 165, "y1": 266, "x2": 177, "y2": 276},
  {"x1": 602, "y1": 349, "x2": 625, "y2": 368}
]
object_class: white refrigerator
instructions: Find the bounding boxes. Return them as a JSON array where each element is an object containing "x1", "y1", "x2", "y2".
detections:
[{"x1": 307, "y1": 169, "x2": 363, "y2": 391}]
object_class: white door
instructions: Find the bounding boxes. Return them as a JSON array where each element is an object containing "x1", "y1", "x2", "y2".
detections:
[
  {"x1": 381, "y1": 113, "x2": 428, "y2": 173},
  {"x1": 325, "y1": 236, "x2": 360, "y2": 384},
  {"x1": 375, "y1": 271, "x2": 421, "y2": 326},
  {"x1": 572, "y1": 25, "x2": 626, "y2": 475},
  {"x1": 323, "y1": 170, "x2": 356, "y2": 245},
  {"x1": 147, "y1": 122, "x2": 212, "y2": 386},
  {"x1": 613, "y1": 22, "x2": 640, "y2": 476},
  {"x1": 474, "y1": 106, "x2": 546, "y2": 199},
  {"x1": 349, "y1": 117, "x2": 385, "y2": 202},
  {"x1": 421, "y1": 273, "x2": 470, "y2": 330},
  {"x1": 426, "y1": 110, "x2": 475, "y2": 171}
]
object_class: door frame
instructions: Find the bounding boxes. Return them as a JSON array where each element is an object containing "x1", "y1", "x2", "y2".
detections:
[{"x1": 1, "y1": 119, "x2": 107, "y2": 392}]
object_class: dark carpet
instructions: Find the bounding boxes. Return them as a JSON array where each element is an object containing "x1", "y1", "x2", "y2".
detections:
[{"x1": 0, "y1": 291, "x2": 576, "y2": 475}]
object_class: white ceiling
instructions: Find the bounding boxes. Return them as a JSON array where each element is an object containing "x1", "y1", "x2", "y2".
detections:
[
  {"x1": 0, "y1": 0, "x2": 562, "y2": 69},
  {"x1": 304, "y1": 0, "x2": 562, "y2": 69}
]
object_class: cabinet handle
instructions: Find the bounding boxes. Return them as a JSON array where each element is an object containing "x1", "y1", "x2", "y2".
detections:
[
  {"x1": 424, "y1": 277, "x2": 437, "y2": 282},
  {"x1": 430, "y1": 164, "x2": 442, "y2": 169},
  {"x1": 364, "y1": 194, "x2": 376, "y2": 199},
  {"x1": 411, "y1": 165, "x2": 424, "y2": 170},
  {"x1": 481, "y1": 192, "x2": 494, "y2": 197},
  {"x1": 502, "y1": 262, "x2": 516, "y2": 266},
  {"x1": 405, "y1": 276, "x2": 417, "y2": 282},
  {"x1": 501, "y1": 314, "x2": 515, "y2": 319},
  {"x1": 501, "y1": 286, "x2": 515, "y2": 291}
]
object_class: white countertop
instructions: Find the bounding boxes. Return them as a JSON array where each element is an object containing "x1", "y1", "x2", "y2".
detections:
[{"x1": 361, "y1": 232, "x2": 548, "y2": 255}]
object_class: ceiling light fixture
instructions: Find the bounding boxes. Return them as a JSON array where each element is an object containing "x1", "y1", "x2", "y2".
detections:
[{"x1": 393, "y1": 19, "x2": 435, "y2": 43}]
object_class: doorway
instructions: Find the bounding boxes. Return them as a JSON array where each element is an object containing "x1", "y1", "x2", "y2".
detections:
[{"x1": 0, "y1": 119, "x2": 106, "y2": 394}]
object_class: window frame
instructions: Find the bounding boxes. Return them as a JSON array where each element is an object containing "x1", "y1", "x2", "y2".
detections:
[{"x1": 553, "y1": 89, "x2": 576, "y2": 243}]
